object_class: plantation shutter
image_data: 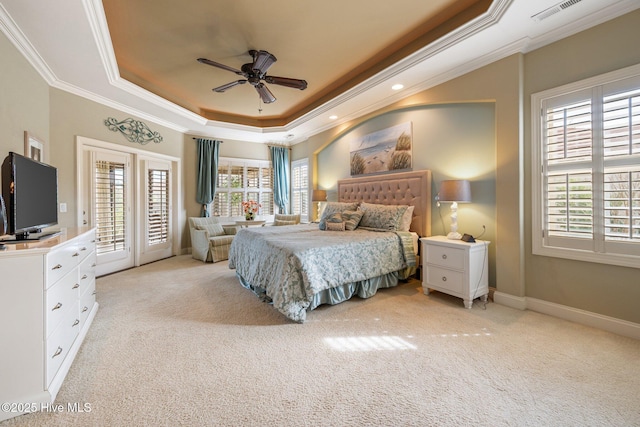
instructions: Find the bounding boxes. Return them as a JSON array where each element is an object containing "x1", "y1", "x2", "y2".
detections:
[
  {"x1": 95, "y1": 160, "x2": 126, "y2": 255},
  {"x1": 212, "y1": 158, "x2": 274, "y2": 218},
  {"x1": 147, "y1": 168, "x2": 169, "y2": 245},
  {"x1": 543, "y1": 95, "x2": 594, "y2": 246},
  {"x1": 602, "y1": 85, "x2": 640, "y2": 242},
  {"x1": 535, "y1": 70, "x2": 640, "y2": 265},
  {"x1": 291, "y1": 159, "x2": 309, "y2": 222}
]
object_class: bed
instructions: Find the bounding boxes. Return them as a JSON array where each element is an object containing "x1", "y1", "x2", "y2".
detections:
[{"x1": 228, "y1": 170, "x2": 432, "y2": 322}]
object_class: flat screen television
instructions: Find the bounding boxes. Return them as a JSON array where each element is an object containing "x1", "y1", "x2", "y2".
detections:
[{"x1": 1, "y1": 152, "x2": 58, "y2": 241}]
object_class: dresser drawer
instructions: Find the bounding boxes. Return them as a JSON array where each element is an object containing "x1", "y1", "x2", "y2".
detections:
[
  {"x1": 79, "y1": 280, "x2": 96, "y2": 329},
  {"x1": 425, "y1": 244, "x2": 465, "y2": 270},
  {"x1": 78, "y1": 252, "x2": 96, "y2": 296},
  {"x1": 45, "y1": 270, "x2": 79, "y2": 338},
  {"x1": 46, "y1": 307, "x2": 80, "y2": 387},
  {"x1": 45, "y1": 242, "x2": 79, "y2": 288},
  {"x1": 426, "y1": 265, "x2": 464, "y2": 294},
  {"x1": 76, "y1": 230, "x2": 96, "y2": 264}
]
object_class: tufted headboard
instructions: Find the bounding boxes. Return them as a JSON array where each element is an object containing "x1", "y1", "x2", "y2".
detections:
[{"x1": 337, "y1": 170, "x2": 432, "y2": 237}]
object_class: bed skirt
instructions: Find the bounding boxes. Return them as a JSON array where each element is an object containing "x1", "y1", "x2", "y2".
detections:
[{"x1": 236, "y1": 265, "x2": 416, "y2": 321}]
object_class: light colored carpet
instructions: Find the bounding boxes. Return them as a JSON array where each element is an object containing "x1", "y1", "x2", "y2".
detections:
[{"x1": 3, "y1": 255, "x2": 639, "y2": 427}]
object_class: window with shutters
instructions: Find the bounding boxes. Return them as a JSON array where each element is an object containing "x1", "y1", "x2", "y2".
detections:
[
  {"x1": 148, "y1": 169, "x2": 169, "y2": 245},
  {"x1": 532, "y1": 64, "x2": 640, "y2": 268},
  {"x1": 291, "y1": 158, "x2": 309, "y2": 223},
  {"x1": 212, "y1": 158, "x2": 274, "y2": 219},
  {"x1": 95, "y1": 160, "x2": 126, "y2": 255}
]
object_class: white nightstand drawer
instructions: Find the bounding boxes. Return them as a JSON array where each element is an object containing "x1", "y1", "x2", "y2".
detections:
[
  {"x1": 425, "y1": 244, "x2": 465, "y2": 270},
  {"x1": 426, "y1": 266, "x2": 464, "y2": 293}
]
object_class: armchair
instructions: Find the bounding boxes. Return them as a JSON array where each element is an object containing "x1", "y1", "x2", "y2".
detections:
[{"x1": 188, "y1": 217, "x2": 238, "y2": 263}]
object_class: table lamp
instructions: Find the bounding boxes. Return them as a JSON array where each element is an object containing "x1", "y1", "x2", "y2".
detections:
[
  {"x1": 437, "y1": 180, "x2": 471, "y2": 240},
  {"x1": 312, "y1": 189, "x2": 327, "y2": 221}
]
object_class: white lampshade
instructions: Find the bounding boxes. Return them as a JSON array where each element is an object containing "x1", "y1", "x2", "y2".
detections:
[
  {"x1": 437, "y1": 180, "x2": 471, "y2": 240},
  {"x1": 438, "y1": 180, "x2": 471, "y2": 203}
]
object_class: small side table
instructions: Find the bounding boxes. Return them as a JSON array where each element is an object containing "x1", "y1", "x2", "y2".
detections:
[
  {"x1": 235, "y1": 220, "x2": 266, "y2": 228},
  {"x1": 420, "y1": 236, "x2": 490, "y2": 308}
]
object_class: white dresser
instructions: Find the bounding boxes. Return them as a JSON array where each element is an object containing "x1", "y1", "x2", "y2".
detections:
[
  {"x1": 421, "y1": 236, "x2": 489, "y2": 309},
  {"x1": 0, "y1": 228, "x2": 98, "y2": 422}
]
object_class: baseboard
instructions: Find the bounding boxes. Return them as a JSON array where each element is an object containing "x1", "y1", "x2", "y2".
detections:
[
  {"x1": 493, "y1": 291, "x2": 527, "y2": 310},
  {"x1": 493, "y1": 291, "x2": 640, "y2": 340}
]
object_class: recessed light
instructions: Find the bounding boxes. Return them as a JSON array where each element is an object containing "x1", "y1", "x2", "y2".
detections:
[
  {"x1": 329, "y1": 115, "x2": 338, "y2": 120},
  {"x1": 392, "y1": 84, "x2": 404, "y2": 90}
]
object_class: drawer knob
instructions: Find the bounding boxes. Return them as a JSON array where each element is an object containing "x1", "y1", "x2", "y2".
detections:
[
  {"x1": 52, "y1": 347, "x2": 63, "y2": 358},
  {"x1": 442, "y1": 254, "x2": 447, "y2": 260},
  {"x1": 73, "y1": 319, "x2": 80, "y2": 327},
  {"x1": 92, "y1": 291, "x2": 97, "y2": 296},
  {"x1": 441, "y1": 276, "x2": 447, "y2": 282},
  {"x1": 52, "y1": 302, "x2": 63, "y2": 311},
  {"x1": 81, "y1": 274, "x2": 88, "y2": 280},
  {"x1": 80, "y1": 247, "x2": 87, "y2": 251},
  {"x1": 72, "y1": 283, "x2": 79, "y2": 289},
  {"x1": 82, "y1": 306, "x2": 88, "y2": 313},
  {"x1": 72, "y1": 252, "x2": 79, "y2": 257},
  {"x1": 52, "y1": 264, "x2": 62, "y2": 270}
]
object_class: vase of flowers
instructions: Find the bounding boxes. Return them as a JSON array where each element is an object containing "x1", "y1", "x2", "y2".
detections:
[{"x1": 241, "y1": 200, "x2": 261, "y2": 220}]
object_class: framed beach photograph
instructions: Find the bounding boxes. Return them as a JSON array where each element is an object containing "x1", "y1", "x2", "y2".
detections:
[
  {"x1": 24, "y1": 131, "x2": 46, "y2": 163},
  {"x1": 349, "y1": 122, "x2": 412, "y2": 176}
]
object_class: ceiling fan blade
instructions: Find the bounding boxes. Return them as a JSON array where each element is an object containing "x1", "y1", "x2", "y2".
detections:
[
  {"x1": 197, "y1": 58, "x2": 245, "y2": 76},
  {"x1": 212, "y1": 80, "x2": 247, "y2": 93},
  {"x1": 250, "y1": 50, "x2": 277, "y2": 75},
  {"x1": 255, "y1": 83, "x2": 276, "y2": 104},
  {"x1": 264, "y1": 75, "x2": 308, "y2": 90}
]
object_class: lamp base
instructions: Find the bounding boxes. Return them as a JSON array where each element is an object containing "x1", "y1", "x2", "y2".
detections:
[{"x1": 447, "y1": 231, "x2": 462, "y2": 240}]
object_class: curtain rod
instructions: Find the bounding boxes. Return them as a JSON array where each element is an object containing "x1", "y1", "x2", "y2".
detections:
[{"x1": 192, "y1": 138, "x2": 223, "y2": 142}]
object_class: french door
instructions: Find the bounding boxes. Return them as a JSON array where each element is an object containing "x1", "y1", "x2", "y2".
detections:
[
  {"x1": 91, "y1": 150, "x2": 134, "y2": 276},
  {"x1": 77, "y1": 136, "x2": 179, "y2": 277},
  {"x1": 137, "y1": 158, "x2": 173, "y2": 265}
]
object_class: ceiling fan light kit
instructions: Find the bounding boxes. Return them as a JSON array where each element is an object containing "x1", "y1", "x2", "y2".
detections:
[{"x1": 197, "y1": 49, "x2": 307, "y2": 104}]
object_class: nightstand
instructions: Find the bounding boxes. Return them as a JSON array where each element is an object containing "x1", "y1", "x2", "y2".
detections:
[{"x1": 420, "y1": 236, "x2": 489, "y2": 308}]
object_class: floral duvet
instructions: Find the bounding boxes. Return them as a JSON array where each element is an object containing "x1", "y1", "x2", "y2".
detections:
[{"x1": 228, "y1": 223, "x2": 416, "y2": 322}]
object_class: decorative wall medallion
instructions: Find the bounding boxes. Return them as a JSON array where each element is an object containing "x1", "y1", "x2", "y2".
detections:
[{"x1": 104, "y1": 117, "x2": 163, "y2": 144}]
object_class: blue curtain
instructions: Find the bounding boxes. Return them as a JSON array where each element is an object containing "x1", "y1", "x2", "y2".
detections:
[
  {"x1": 196, "y1": 138, "x2": 221, "y2": 217},
  {"x1": 269, "y1": 145, "x2": 290, "y2": 214}
]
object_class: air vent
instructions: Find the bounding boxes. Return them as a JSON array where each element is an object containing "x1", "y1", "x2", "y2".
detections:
[{"x1": 532, "y1": 0, "x2": 583, "y2": 22}]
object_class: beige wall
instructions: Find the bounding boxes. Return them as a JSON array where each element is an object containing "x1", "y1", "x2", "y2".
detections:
[
  {"x1": 49, "y1": 89, "x2": 185, "y2": 227},
  {"x1": 0, "y1": 30, "x2": 49, "y2": 169},
  {"x1": 523, "y1": 10, "x2": 640, "y2": 323}
]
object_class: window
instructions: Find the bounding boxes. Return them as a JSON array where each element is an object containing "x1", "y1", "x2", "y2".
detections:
[
  {"x1": 291, "y1": 158, "x2": 309, "y2": 222},
  {"x1": 212, "y1": 158, "x2": 274, "y2": 219},
  {"x1": 532, "y1": 64, "x2": 640, "y2": 268}
]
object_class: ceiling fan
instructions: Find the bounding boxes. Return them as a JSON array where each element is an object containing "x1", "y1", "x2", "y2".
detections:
[{"x1": 197, "y1": 50, "x2": 308, "y2": 104}]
